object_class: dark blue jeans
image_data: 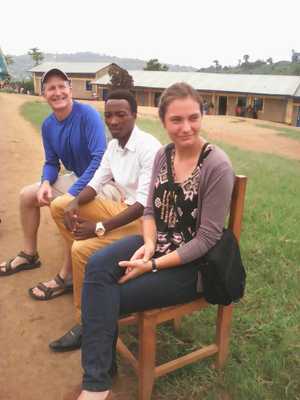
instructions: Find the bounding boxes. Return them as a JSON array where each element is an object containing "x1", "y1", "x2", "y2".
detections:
[{"x1": 81, "y1": 235, "x2": 202, "y2": 391}]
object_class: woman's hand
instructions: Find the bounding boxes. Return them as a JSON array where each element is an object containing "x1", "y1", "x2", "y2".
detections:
[
  {"x1": 118, "y1": 259, "x2": 152, "y2": 284},
  {"x1": 124, "y1": 242, "x2": 155, "y2": 277},
  {"x1": 130, "y1": 242, "x2": 155, "y2": 262},
  {"x1": 63, "y1": 198, "x2": 79, "y2": 231}
]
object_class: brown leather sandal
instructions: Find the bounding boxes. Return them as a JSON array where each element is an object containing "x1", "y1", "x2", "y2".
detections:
[
  {"x1": 0, "y1": 251, "x2": 41, "y2": 276},
  {"x1": 28, "y1": 273, "x2": 73, "y2": 301}
]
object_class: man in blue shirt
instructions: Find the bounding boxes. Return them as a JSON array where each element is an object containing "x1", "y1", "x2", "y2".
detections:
[{"x1": 0, "y1": 68, "x2": 107, "y2": 294}]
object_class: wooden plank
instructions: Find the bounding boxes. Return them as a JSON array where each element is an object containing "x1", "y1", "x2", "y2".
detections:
[
  {"x1": 155, "y1": 298, "x2": 209, "y2": 324},
  {"x1": 228, "y1": 175, "x2": 247, "y2": 241},
  {"x1": 117, "y1": 338, "x2": 139, "y2": 374},
  {"x1": 154, "y1": 344, "x2": 218, "y2": 378},
  {"x1": 173, "y1": 316, "x2": 182, "y2": 333},
  {"x1": 215, "y1": 305, "x2": 233, "y2": 368},
  {"x1": 118, "y1": 314, "x2": 138, "y2": 326},
  {"x1": 138, "y1": 315, "x2": 157, "y2": 400}
]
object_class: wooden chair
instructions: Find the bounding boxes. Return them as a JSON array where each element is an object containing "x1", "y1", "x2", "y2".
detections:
[{"x1": 117, "y1": 175, "x2": 247, "y2": 400}]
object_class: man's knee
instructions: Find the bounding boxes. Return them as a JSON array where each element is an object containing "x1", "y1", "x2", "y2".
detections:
[
  {"x1": 84, "y1": 236, "x2": 143, "y2": 282},
  {"x1": 50, "y1": 194, "x2": 73, "y2": 219},
  {"x1": 20, "y1": 184, "x2": 39, "y2": 207},
  {"x1": 72, "y1": 240, "x2": 90, "y2": 263}
]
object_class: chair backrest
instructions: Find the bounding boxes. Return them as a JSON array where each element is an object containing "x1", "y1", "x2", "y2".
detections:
[{"x1": 228, "y1": 175, "x2": 247, "y2": 241}]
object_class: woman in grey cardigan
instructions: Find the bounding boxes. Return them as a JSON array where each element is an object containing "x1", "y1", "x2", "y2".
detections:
[{"x1": 75, "y1": 83, "x2": 234, "y2": 400}]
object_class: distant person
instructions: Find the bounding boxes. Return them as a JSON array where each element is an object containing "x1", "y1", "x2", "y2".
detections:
[
  {"x1": 252, "y1": 104, "x2": 258, "y2": 119},
  {"x1": 203, "y1": 100, "x2": 208, "y2": 115},
  {"x1": 246, "y1": 105, "x2": 254, "y2": 118},
  {"x1": 208, "y1": 102, "x2": 214, "y2": 115},
  {"x1": 0, "y1": 68, "x2": 107, "y2": 299},
  {"x1": 235, "y1": 104, "x2": 241, "y2": 116},
  {"x1": 46, "y1": 90, "x2": 161, "y2": 352}
]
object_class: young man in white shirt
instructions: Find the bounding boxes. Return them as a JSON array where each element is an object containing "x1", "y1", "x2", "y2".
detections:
[{"x1": 44, "y1": 90, "x2": 161, "y2": 352}]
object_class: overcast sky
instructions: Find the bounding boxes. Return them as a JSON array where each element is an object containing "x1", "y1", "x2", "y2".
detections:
[{"x1": 1, "y1": 0, "x2": 299, "y2": 68}]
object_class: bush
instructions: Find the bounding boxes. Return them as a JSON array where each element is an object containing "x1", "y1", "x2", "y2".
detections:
[{"x1": 21, "y1": 79, "x2": 34, "y2": 92}]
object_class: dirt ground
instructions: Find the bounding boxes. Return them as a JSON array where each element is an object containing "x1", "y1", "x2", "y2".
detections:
[
  {"x1": 0, "y1": 93, "x2": 299, "y2": 400},
  {"x1": 136, "y1": 104, "x2": 300, "y2": 161}
]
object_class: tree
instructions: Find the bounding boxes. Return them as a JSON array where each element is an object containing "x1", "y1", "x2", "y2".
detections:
[
  {"x1": 213, "y1": 59, "x2": 219, "y2": 68},
  {"x1": 243, "y1": 54, "x2": 250, "y2": 64},
  {"x1": 213, "y1": 59, "x2": 222, "y2": 71},
  {"x1": 5, "y1": 55, "x2": 14, "y2": 65},
  {"x1": 144, "y1": 58, "x2": 168, "y2": 71},
  {"x1": 108, "y1": 66, "x2": 134, "y2": 91},
  {"x1": 28, "y1": 47, "x2": 44, "y2": 66},
  {"x1": 291, "y1": 63, "x2": 300, "y2": 75}
]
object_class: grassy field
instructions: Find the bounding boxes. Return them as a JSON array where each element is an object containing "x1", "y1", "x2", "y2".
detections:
[
  {"x1": 21, "y1": 102, "x2": 300, "y2": 400},
  {"x1": 255, "y1": 122, "x2": 300, "y2": 142}
]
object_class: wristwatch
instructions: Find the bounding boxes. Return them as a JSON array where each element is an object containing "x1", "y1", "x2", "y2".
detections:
[
  {"x1": 95, "y1": 221, "x2": 106, "y2": 237},
  {"x1": 151, "y1": 258, "x2": 158, "y2": 273}
]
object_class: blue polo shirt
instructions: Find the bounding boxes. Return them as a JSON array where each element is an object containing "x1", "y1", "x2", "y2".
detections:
[{"x1": 41, "y1": 101, "x2": 106, "y2": 196}]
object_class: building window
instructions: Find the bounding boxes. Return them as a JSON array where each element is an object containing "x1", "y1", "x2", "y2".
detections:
[
  {"x1": 139, "y1": 92, "x2": 145, "y2": 106},
  {"x1": 253, "y1": 97, "x2": 264, "y2": 111},
  {"x1": 85, "y1": 80, "x2": 92, "y2": 91}
]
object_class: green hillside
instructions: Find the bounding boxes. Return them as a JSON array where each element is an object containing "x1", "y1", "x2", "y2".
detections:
[{"x1": 198, "y1": 59, "x2": 300, "y2": 76}]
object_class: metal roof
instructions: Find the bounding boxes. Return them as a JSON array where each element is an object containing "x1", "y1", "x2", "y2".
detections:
[
  {"x1": 293, "y1": 84, "x2": 300, "y2": 98},
  {"x1": 29, "y1": 62, "x2": 113, "y2": 74},
  {"x1": 93, "y1": 70, "x2": 300, "y2": 97}
]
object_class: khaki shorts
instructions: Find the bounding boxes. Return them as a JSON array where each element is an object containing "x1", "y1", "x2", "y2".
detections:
[{"x1": 35, "y1": 173, "x2": 123, "y2": 202}]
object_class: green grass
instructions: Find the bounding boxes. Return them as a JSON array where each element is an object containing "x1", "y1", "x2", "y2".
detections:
[
  {"x1": 21, "y1": 101, "x2": 300, "y2": 400},
  {"x1": 255, "y1": 123, "x2": 300, "y2": 142},
  {"x1": 20, "y1": 101, "x2": 52, "y2": 130}
]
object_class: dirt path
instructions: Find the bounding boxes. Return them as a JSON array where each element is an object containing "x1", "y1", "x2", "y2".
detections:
[{"x1": 0, "y1": 93, "x2": 299, "y2": 400}]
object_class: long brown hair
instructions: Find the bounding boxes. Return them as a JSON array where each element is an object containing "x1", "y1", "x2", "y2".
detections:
[{"x1": 158, "y1": 82, "x2": 203, "y2": 122}]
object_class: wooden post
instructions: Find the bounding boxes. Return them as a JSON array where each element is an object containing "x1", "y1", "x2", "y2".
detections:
[
  {"x1": 285, "y1": 99, "x2": 293, "y2": 125},
  {"x1": 215, "y1": 304, "x2": 233, "y2": 368},
  {"x1": 173, "y1": 316, "x2": 182, "y2": 333},
  {"x1": 138, "y1": 313, "x2": 157, "y2": 400}
]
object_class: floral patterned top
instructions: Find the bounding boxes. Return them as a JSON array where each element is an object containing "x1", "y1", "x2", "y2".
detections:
[{"x1": 153, "y1": 144, "x2": 210, "y2": 257}]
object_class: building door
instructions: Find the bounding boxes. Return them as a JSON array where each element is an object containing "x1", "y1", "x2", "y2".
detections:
[
  {"x1": 297, "y1": 107, "x2": 300, "y2": 127},
  {"x1": 218, "y1": 96, "x2": 227, "y2": 115},
  {"x1": 102, "y1": 89, "x2": 109, "y2": 101},
  {"x1": 154, "y1": 92, "x2": 161, "y2": 107}
]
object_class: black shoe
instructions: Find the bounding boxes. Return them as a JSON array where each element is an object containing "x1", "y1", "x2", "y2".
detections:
[{"x1": 49, "y1": 324, "x2": 82, "y2": 352}]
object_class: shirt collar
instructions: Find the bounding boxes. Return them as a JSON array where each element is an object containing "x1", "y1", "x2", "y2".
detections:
[{"x1": 117, "y1": 125, "x2": 139, "y2": 152}]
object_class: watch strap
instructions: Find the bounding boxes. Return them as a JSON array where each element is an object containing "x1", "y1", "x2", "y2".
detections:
[{"x1": 151, "y1": 258, "x2": 158, "y2": 273}]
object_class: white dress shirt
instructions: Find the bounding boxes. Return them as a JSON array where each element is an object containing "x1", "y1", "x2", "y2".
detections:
[{"x1": 88, "y1": 126, "x2": 161, "y2": 206}]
